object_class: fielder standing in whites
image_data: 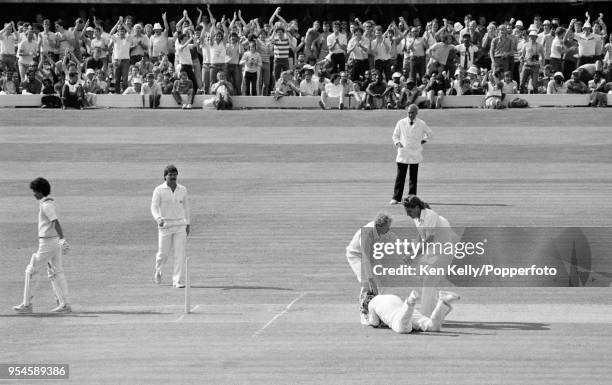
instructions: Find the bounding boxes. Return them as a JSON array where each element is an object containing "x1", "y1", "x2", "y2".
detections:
[
  {"x1": 13, "y1": 177, "x2": 71, "y2": 314},
  {"x1": 151, "y1": 165, "x2": 191, "y2": 288}
]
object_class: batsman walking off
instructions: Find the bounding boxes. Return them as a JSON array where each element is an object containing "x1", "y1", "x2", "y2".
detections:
[
  {"x1": 13, "y1": 177, "x2": 72, "y2": 314},
  {"x1": 151, "y1": 165, "x2": 191, "y2": 288}
]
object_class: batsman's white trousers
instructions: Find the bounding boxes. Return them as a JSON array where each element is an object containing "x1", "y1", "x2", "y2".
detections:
[
  {"x1": 23, "y1": 237, "x2": 69, "y2": 306},
  {"x1": 155, "y1": 225, "x2": 187, "y2": 285}
]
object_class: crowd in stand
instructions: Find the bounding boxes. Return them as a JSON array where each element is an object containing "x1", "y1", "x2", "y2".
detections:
[{"x1": 1, "y1": 6, "x2": 611, "y2": 109}]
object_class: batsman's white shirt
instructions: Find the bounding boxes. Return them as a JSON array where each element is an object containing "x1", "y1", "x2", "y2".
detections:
[
  {"x1": 150, "y1": 182, "x2": 190, "y2": 227},
  {"x1": 38, "y1": 197, "x2": 58, "y2": 238},
  {"x1": 392, "y1": 117, "x2": 433, "y2": 164}
]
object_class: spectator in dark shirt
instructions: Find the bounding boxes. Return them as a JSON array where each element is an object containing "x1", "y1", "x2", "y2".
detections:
[
  {"x1": 20, "y1": 69, "x2": 42, "y2": 94},
  {"x1": 172, "y1": 69, "x2": 194, "y2": 109},
  {"x1": 365, "y1": 70, "x2": 392, "y2": 109}
]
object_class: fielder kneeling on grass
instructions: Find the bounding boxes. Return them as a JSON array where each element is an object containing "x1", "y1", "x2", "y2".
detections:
[
  {"x1": 14, "y1": 177, "x2": 72, "y2": 314},
  {"x1": 361, "y1": 289, "x2": 460, "y2": 334}
]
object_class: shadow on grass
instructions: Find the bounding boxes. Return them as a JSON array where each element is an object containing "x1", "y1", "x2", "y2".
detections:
[
  {"x1": 189, "y1": 285, "x2": 295, "y2": 291},
  {"x1": 428, "y1": 202, "x2": 510, "y2": 207},
  {"x1": 444, "y1": 320, "x2": 550, "y2": 331},
  {"x1": 1, "y1": 310, "x2": 170, "y2": 317}
]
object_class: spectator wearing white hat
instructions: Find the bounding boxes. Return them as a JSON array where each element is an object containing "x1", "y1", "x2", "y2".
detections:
[
  {"x1": 149, "y1": 13, "x2": 169, "y2": 63},
  {"x1": 565, "y1": 17, "x2": 602, "y2": 67},
  {"x1": 546, "y1": 71, "x2": 567, "y2": 94},
  {"x1": 122, "y1": 76, "x2": 142, "y2": 95},
  {"x1": 299, "y1": 65, "x2": 320, "y2": 96},
  {"x1": 537, "y1": 20, "x2": 554, "y2": 65},
  {"x1": 518, "y1": 30, "x2": 544, "y2": 93}
]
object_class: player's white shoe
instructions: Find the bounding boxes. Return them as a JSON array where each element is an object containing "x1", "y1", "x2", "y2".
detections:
[
  {"x1": 173, "y1": 283, "x2": 186, "y2": 288},
  {"x1": 13, "y1": 303, "x2": 33, "y2": 314},
  {"x1": 50, "y1": 304, "x2": 72, "y2": 314},
  {"x1": 405, "y1": 290, "x2": 419, "y2": 307},
  {"x1": 389, "y1": 199, "x2": 400, "y2": 205},
  {"x1": 154, "y1": 271, "x2": 162, "y2": 284},
  {"x1": 438, "y1": 291, "x2": 460, "y2": 306}
]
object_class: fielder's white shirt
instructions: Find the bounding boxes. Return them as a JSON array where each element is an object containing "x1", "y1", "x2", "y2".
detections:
[
  {"x1": 38, "y1": 197, "x2": 58, "y2": 238},
  {"x1": 414, "y1": 208, "x2": 456, "y2": 245},
  {"x1": 392, "y1": 117, "x2": 433, "y2": 164},
  {"x1": 368, "y1": 294, "x2": 404, "y2": 327},
  {"x1": 151, "y1": 182, "x2": 190, "y2": 227}
]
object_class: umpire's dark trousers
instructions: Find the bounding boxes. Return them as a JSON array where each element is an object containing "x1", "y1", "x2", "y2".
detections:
[{"x1": 393, "y1": 163, "x2": 419, "y2": 201}]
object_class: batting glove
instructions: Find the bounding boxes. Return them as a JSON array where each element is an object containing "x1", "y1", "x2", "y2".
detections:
[{"x1": 59, "y1": 239, "x2": 70, "y2": 254}]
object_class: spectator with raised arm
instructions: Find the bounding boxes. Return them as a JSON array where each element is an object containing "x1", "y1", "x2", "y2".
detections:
[
  {"x1": 109, "y1": 17, "x2": 132, "y2": 93},
  {"x1": 150, "y1": 13, "x2": 169, "y2": 64},
  {"x1": 239, "y1": 39, "x2": 261, "y2": 96},
  {"x1": 0, "y1": 21, "x2": 18, "y2": 73}
]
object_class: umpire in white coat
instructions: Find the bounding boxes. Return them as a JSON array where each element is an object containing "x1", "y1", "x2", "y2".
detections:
[
  {"x1": 151, "y1": 165, "x2": 191, "y2": 288},
  {"x1": 390, "y1": 104, "x2": 433, "y2": 205}
]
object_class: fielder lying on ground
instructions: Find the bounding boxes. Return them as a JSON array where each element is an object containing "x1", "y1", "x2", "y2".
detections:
[{"x1": 361, "y1": 290, "x2": 460, "y2": 333}]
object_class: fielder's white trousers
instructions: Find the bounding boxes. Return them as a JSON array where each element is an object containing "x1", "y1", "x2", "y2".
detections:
[
  {"x1": 384, "y1": 299, "x2": 451, "y2": 334},
  {"x1": 155, "y1": 225, "x2": 187, "y2": 285},
  {"x1": 22, "y1": 238, "x2": 70, "y2": 306}
]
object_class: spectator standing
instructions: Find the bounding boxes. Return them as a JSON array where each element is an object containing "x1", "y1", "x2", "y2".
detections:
[
  {"x1": 40, "y1": 19, "x2": 59, "y2": 62},
  {"x1": 456, "y1": 33, "x2": 480, "y2": 70},
  {"x1": 327, "y1": 21, "x2": 348, "y2": 74},
  {"x1": 17, "y1": 26, "x2": 38, "y2": 81},
  {"x1": 130, "y1": 24, "x2": 149, "y2": 64},
  {"x1": 240, "y1": 40, "x2": 262, "y2": 96},
  {"x1": 109, "y1": 18, "x2": 132, "y2": 93},
  {"x1": 347, "y1": 26, "x2": 370, "y2": 81},
  {"x1": 225, "y1": 32, "x2": 243, "y2": 95},
  {"x1": 0, "y1": 22, "x2": 18, "y2": 73},
  {"x1": 549, "y1": 27, "x2": 566, "y2": 74},
  {"x1": 149, "y1": 14, "x2": 169, "y2": 63},
  {"x1": 490, "y1": 25, "x2": 515, "y2": 73},
  {"x1": 566, "y1": 18, "x2": 601, "y2": 67},
  {"x1": 537, "y1": 20, "x2": 554, "y2": 65},
  {"x1": 519, "y1": 30, "x2": 545, "y2": 93},
  {"x1": 371, "y1": 25, "x2": 392, "y2": 81},
  {"x1": 175, "y1": 31, "x2": 198, "y2": 96},
  {"x1": 401, "y1": 27, "x2": 427, "y2": 83}
]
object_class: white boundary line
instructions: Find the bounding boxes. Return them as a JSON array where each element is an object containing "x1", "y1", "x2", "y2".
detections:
[
  {"x1": 251, "y1": 292, "x2": 307, "y2": 337},
  {"x1": 175, "y1": 305, "x2": 200, "y2": 322}
]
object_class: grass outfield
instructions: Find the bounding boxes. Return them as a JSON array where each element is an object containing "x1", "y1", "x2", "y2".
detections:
[{"x1": 1, "y1": 108, "x2": 611, "y2": 384}]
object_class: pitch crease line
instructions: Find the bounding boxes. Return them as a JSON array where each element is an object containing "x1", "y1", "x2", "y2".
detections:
[
  {"x1": 175, "y1": 305, "x2": 200, "y2": 322},
  {"x1": 252, "y1": 292, "x2": 307, "y2": 337}
]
